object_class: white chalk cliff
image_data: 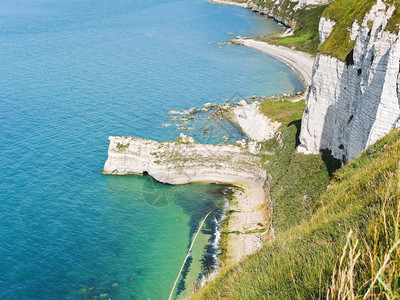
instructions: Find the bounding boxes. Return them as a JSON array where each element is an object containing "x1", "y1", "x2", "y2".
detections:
[
  {"x1": 298, "y1": 1, "x2": 400, "y2": 161},
  {"x1": 102, "y1": 134, "x2": 266, "y2": 186}
]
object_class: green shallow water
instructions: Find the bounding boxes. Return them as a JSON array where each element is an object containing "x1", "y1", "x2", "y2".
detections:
[{"x1": 103, "y1": 175, "x2": 228, "y2": 299}]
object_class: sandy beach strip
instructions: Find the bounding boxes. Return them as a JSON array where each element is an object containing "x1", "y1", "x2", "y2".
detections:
[
  {"x1": 208, "y1": 0, "x2": 248, "y2": 8},
  {"x1": 233, "y1": 38, "x2": 315, "y2": 87},
  {"x1": 224, "y1": 183, "x2": 271, "y2": 265}
]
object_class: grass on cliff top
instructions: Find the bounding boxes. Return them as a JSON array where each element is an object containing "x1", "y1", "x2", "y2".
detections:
[
  {"x1": 191, "y1": 98, "x2": 400, "y2": 299},
  {"x1": 254, "y1": 0, "x2": 399, "y2": 62},
  {"x1": 318, "y1": 0, "x2": 375, "y2": 62},
  {"x1": 385, "y1": 0, "x2": 400, "y2": 34},
  {"x1": 257, "y1": 5, "x2": 328, "y2": 56},
  {"x1": 319, "y1": 0, "x2": 400, "y2": 61},
  {"x1": 253, "y1": 0, "x2": 298, "y2": 19}
]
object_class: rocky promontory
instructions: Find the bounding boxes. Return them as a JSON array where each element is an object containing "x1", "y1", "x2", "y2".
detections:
[{"x1": 102, "y1": 133, "x2": 272, "y2": 263}]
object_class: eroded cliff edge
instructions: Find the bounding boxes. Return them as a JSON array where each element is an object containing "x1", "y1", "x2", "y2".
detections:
[
  {"x1": 102, "y1": 133, "x2": 272, "y2": 263},
  {"x1": 298, "y1": 0, "x2": 400, "y2": 161},
  {"x1": 102, "y1": 135, "x2": 266, "y2": 186}
]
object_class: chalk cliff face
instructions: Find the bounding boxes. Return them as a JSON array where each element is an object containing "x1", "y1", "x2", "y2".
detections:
[
  {"x1": 318, "y1": 17, "x2": 335, "y2": 44},
  {"x1": 103, "y1": 135, "x2": 267, "y2": 187},
  {"x1": 298, "y1": 2, "x2": 400, "y2": 161},
  {"x1": 295, "y1": 0, "x2": 332, "y2": 9},
  {"x1": 248, "y1": 1, "x2": 294, "y2": 27}
]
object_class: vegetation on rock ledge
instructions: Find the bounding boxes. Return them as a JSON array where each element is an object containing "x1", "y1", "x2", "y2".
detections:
[
  {"x1": 319, "y1": 0, "x2": 400, "y2": 61},
  {"x1": 318, "y1": 0, "x2": 375, "y2": 61}
]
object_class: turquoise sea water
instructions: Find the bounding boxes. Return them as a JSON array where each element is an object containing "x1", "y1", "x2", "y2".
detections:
[{"x1": 0, "y1": 0, "x2": 303, "y2": 298}]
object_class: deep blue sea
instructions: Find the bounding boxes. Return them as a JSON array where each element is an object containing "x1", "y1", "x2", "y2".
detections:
[{"x1": 0, "y1": 0, "x2": 302, "y2": 298}]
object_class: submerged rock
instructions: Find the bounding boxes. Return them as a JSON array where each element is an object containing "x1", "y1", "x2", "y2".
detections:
[
  {"x1": 111, "y1": 282, "x2": 118, "y2": 289},
  {"x1": 220, "y1": 103, "x2": 231, "y2": 111}
]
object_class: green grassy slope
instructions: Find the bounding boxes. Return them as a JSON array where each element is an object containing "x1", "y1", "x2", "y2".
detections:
[
  {"x1": 191, "y1": 98, "x2": 400, "y2": 299},
  {"x1": 258, "y1": 5, "x2": 328, "y2": 55}
]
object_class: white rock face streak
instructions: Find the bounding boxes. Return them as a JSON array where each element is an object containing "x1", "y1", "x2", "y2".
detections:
[
  {"x1": 318, "y1": 17, "x2": 335, "y2": 44},
  {"x1": 298, "y1": 2, "x2": 400, "y2": 161},
  {"x1": 295, "y1": 0, "x2": 332, "y2": 9}
]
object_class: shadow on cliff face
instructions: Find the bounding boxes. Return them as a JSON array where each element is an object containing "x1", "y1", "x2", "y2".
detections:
[
  {"x1": 287, "y1": 119, "x2": 342, "y2": 176},
  {"x1": 288, "y1": 119, "x2": 302, "y2": 147},
  {"x1": 320, "y1": 149, "x2": 342, "y2": 177}
]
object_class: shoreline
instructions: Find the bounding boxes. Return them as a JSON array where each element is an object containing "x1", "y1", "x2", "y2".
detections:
[
  {"x1": 101, "y1": 101, "x2": 282, "y2": 292},
  {"x1": 232, "y1": 38, "x2": 314, "y2": 87},
  {"x1": 163, "y1": 100, "x2": 282, "y2": 267},
  {"x1": 233, "y1": 101, "x2": 280, "y2": 141},
  {"x1": 223, "y1": 183, "x2": 272, "y2": 264},
  {"x1": 208, "y1": 0, "x2": 248, "y2": 8},
  {"x1": 206, "y1": 0, "x2": 315, "y2": 88}
]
